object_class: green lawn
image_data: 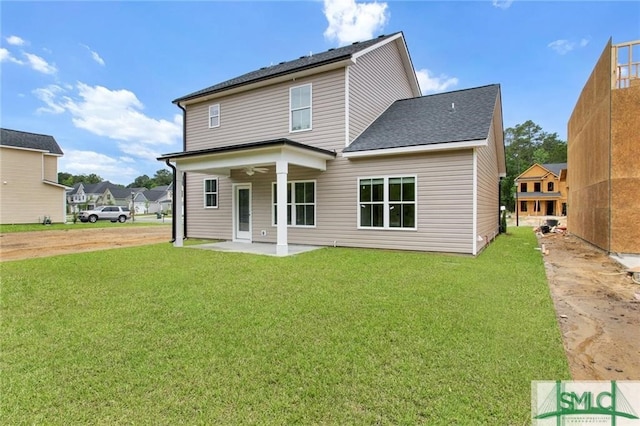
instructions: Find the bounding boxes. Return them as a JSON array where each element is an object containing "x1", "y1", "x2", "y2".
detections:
[{"x1": 0, "y1": 228, "x2": 569, "y2": 424}]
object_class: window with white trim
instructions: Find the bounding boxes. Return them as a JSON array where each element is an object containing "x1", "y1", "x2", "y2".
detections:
[
  {"x1": 204, "y1": 178, "x2": 218, "y2": 208},
  {"x1": 209, "y1": 104, "x2": 220, "y2": 128},
  {"x1": 359, "y1": 176, "x2": 416, "y2": 229},
  {"x1": 272, "y1": 181, "x2": 315, "y2": 226},
  {"x1": 290, "y1": 84, "x2": 311, "y2": 132}
]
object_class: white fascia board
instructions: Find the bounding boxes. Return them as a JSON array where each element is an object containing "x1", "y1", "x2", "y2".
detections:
[
  {"x1": 43, "y1": 180, "x2": 71, "y2": 189},
  {"x1": 351, "y1": 33, "x2": 404, "y2": 60},
  {"x1": 179, "y1": 59, "x2": 354, "y2": 106},
  {"x1": 342, "y1": 139, "x2": 487, "y2": 158},
  {"x1": 1, "y1": 145, "x2": 48, "y2": 154},
  {"x1": 175, "y1": 145, "x2": 333, "y2": 173}
]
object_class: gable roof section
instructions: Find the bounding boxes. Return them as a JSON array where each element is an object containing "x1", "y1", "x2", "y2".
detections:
[
  {"x1": 344, "y1": 84, "x2": 500, "y2": 154},
  {"x1": 0, "y1": 128, "x2": 63, "y2": 155},
  {"x1": 543, "y1": 163, "x2": 567, "y2": 177},
  {"x1": 516, "y1": 162, "x2": 567, "y2": 180},
  {"x1": 174, "y1": 32, "x2": 418, "y2": 104}
]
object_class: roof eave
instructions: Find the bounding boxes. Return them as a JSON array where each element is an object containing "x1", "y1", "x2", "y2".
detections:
[
  {"x1": 174, "y1": 57, "x2": 355, "y2": 106},
  {"x1": 342, "y1": 139, "x2": 487, "y2": 158}
]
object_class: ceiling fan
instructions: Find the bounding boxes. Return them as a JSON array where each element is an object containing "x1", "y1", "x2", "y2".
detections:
[{"x1": 243, "y1": 166, "x2": 269, "y2": 176}]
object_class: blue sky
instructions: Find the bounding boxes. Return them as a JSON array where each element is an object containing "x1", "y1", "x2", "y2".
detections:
[{"x1": 2, "y1": 1, "x2": 639, "y2": 185}]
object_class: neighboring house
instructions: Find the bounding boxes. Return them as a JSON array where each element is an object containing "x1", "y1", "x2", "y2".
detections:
[
  {"x1": 137, "y1": 184, "x2": 173, "y2": 214},
  {"x1": 159, "y1": 32, "x2": 505, "y2": 255},
  {"x1": 514, "y1": 163, "x2": 567, "y2": 217},
  {"x1": 67, "y1": 181, "x2": 121, "y2": 211},
  {"x1": 0, "y1": 128, "x2": 68, "y2": 224},
  {"x1": 567, "y1": 39, "x2": 640, "y2": 254}
]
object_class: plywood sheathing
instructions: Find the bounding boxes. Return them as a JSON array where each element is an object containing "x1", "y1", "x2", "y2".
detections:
[
  {"x1": 567, "y1": 40, "x2": 612, "y2": 251},
  {"x1": 611, "y1": 84, "x2": 640, "y2": 253}
]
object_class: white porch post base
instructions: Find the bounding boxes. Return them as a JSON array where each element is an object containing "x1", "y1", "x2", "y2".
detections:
[
  {"x1": 174, "y1": 168, "x2": 184, "y2": 247},
  {"x1": 276, "y1": 160, "x2": 288, "y2": 256}
]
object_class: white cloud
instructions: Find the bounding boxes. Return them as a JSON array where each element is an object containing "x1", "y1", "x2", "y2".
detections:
[
  {"x1": 33, "y1": 85, "x2": 66, "y2": 114},
  {"x1": 33, "y1": 82, "x2": 182, "y2": 159},
  {"x1": 0, "y1": 47, "x2": 23, "y2": 64},
  {"x1": 59, "y1": 150, "x2": 140, "y2": 182},
  {"x1": 81, "y1": 44, "x2": 105, "y2": 66},
  {"x1": 23, "y1": 52, "x2": 57, "y2": 74},
  {"x1": 548, "y1": 38, "x2": 589, "y2": 55},
  {"x1": 415, "y1": 68, "x2": 459, "y2": 94},
  {"x1": 6, "y1": 35, "x2": 26, "y2": 46},
  {"x1": 323, "y1": 0, "x2": 388, "y2": 46},
  {"x1": 492, "y1": 0, "x2": 513, "y2": 10}
]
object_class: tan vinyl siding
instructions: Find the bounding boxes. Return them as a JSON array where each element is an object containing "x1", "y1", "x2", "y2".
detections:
[
  {"x1": 348, "y1": 40, "x2": 415, "y2": 142},
  {"x1": 185, "y1": 69, "x2": 346, "y2": 152},
  {"x1": 475, "y1": 130, "x2": 499, "y2": 253},
  {"x1": 185, "y1": 150, "x2": 474, "y2": 254},
  {"x1": 0, "y1": 148, "x2": 66, "y2": 224},
  {"x1": 43, "y1": 154, "x2": 58, "y2": 181}
]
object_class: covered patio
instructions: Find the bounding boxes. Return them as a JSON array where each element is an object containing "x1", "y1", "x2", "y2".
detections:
[{"x1": 158, "y1": 139, "x2": 336, "y2": 256}]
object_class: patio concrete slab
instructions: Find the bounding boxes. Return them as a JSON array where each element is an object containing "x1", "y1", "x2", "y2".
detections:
[{"x1": 188, "y1": 241, "x2": 323, "y2": 257}]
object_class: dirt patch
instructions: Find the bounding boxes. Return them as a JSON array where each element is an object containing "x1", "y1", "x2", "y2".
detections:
[
  {"x1": 539, "y1": 231, "x2": 640, "y2": 380},
  {"x1": 0, "y1": 226, "x2": 172, "y2": 262}
]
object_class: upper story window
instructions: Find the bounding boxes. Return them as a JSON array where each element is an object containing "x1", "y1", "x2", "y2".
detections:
[
  {"x1": 290, "y1": 84, "x2": 312, "y2": 132},
  {"x1": 204, "y1": 178, "x2": 218, "y2": 208},
  {"x1": 548, "y1": 182, "x2": 554, "y2": 192},
  {"x1": 209, "y1": 104, "x2": 220, "y2": 128},
  {"x1": 534, "y1": 182, "x2": 541, "y2": 192},
  {"x1": 520, "y1": 182, "x2": 527, "y2": 192}
]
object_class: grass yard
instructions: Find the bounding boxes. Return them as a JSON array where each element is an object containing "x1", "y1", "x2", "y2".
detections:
[{"x1": 0, "y1": 228, "x2": 569, "y2": 424}]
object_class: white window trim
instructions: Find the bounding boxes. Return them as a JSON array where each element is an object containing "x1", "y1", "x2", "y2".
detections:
[
  {"x1": 271, "y1": 179, "x2": 316, "y2": 228},
  {"x1": 289, "y1": 83, "x2": 312, "y2": 133},
  {"x1": 356, "y1": 175, "x2": 418, "y2": 231},
  {"x1": 209, "y1": 104, "x2": 220, "y2": 128},
  {"x1": 203, "y1": 177, "x2": 219, "y2": 209}
]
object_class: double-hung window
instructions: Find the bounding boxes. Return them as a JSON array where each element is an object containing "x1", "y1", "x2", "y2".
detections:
[
  {"x1": 272, "y1": 181, "x2": 315, "y2": 227},
  {"x1": 290, "y1": 84, "x2": 311, "y2": 132},
  {"x1": 204, "y1": 178, "x2": 218, "y2": 208},
  {"x1": 209, "y1": 104, "x2": 220, "y2": 128},
  {"x1": 359, "y1": 176, "x2": 416, "y2": 229}
]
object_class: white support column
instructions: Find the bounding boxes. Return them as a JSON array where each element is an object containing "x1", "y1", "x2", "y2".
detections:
[
  {"x1": 174, "y1": 167, "x2": 184, "y2": 247},
  {"x1": 276, "y1": 160, "x2": 288, "y2": 256}
]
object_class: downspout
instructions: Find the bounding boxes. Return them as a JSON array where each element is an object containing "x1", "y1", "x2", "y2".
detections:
[
  {"x1": 176, "y1": 102, "x2": 188, "y2": 241},
  {"x1": 165, "y1": 159, "x2": 177, "y2": 242}
]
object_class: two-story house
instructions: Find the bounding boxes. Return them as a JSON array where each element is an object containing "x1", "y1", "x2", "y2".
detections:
[
  {"x1": 0, "y1": 128, "x2": 68, "y2": 224},
  {"x1": 159, "y1": 32, "x2": 506, "y2": 255},
  {"x1": 514, "y1": 163, "x2": 567, "y2": 218}
]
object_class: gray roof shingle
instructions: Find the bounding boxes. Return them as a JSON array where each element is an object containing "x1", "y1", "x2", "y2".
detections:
[
  {"x1": 0, "y1": 128, "x2": 64, "y2": 155},
  {"x1": 542, "y1": 163, "x2": 567, "y2": 176},
  {"x1": 173, "y1": 33, "x2": 401, "y2": 103},
  {"x1": 344, "y1": 84, "x2": 501, "y2": 153}
]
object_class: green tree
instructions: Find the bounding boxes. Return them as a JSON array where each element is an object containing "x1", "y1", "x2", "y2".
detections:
[
  {"x1": 128, "y1": 175, "x2": 151, "y2": 189},
  {"x1": 152, "y1": 169, "x2": 173, "y2": 187}
]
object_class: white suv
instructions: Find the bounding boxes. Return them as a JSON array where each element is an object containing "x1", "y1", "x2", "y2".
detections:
[{"x1": 79, "y1": 206, "x2": 131, "y2": 223}]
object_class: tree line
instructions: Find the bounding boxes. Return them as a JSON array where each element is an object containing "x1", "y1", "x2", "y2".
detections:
[{"x1": 58, "y1": 169, "x2": 173, "y2": 190}]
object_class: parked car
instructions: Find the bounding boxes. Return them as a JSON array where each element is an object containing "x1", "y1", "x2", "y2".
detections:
[{"x1": 79, "y1": 206, "x2": 131, "y2": 223}]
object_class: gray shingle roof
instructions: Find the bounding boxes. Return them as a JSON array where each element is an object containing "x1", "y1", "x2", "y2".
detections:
[
  {"x1": 542, "y1": 163, "x2": 567, "y2": 176},
  {"x1": 343, "y1": 84, "x2": 501, "y2": 153},
  {"x1": 0, "y1": 128, "x2": 63, "y2": 155},
  {"x1": 173, "y1": 33, "x2": 401, "y2": 103}
]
